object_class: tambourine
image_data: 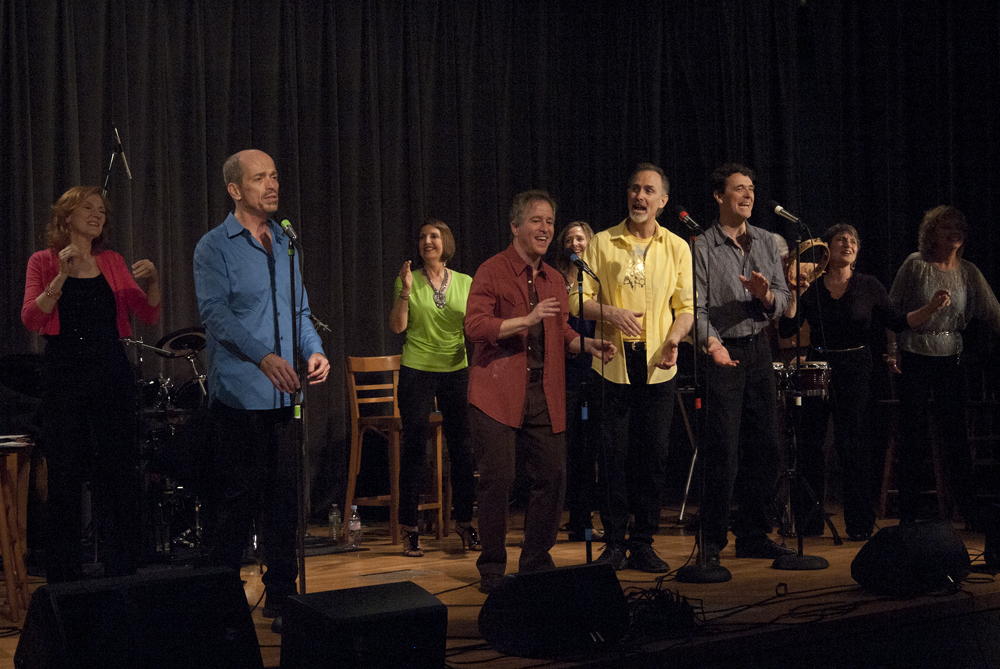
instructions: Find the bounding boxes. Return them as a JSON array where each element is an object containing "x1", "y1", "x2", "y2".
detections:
[{"x1": 784, "y1": 238, "x2": 829, "y2": 286}]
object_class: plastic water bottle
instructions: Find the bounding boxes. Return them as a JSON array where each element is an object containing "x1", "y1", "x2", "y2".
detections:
[
  {"x1": 347, "y1": 505, "x2": 362, "y2": 548},
  {"x1": 328, "y1": 504, "x2": 342, "y2": 544}
]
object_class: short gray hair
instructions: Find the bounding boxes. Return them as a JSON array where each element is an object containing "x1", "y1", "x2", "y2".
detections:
[
  {"x1": 223, "y1": 152, "x2": 244, "y2": 189},
  {"x1": 510, "y1": 189, "x2": 557, "y2": 228}
]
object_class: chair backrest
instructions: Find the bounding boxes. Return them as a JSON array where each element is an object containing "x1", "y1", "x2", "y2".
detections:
[{"x1": 345, "y1": 355, "x2": 401, "y2": 423}]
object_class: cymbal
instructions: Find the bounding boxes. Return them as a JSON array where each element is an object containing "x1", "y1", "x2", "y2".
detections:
[{"x1": 154, "y1": 327, "x2": 207, "y2": 358}]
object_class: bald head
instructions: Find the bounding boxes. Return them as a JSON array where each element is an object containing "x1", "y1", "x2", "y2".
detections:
[{"x1": 225, "y1": 149, "x2": 279, "y2": 217}]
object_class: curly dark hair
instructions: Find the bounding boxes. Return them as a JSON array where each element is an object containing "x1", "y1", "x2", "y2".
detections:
[{"x1": 710, "y1": 162, "x2": 756, "y2": 196}]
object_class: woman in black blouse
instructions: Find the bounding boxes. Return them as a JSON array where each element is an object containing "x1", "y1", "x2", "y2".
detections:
[{"x1": 780, "y1": 224, "x2": 946, "y2": 540}]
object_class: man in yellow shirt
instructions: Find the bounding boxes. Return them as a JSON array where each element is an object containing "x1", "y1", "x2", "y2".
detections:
[{"x1": 580, "y1": 164, "x2": 694, "y2": 572}]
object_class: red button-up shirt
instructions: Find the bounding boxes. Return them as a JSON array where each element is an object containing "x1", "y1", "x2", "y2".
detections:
[{"x1": 465, "y1": 245, "x2": 579, "y2": 432}]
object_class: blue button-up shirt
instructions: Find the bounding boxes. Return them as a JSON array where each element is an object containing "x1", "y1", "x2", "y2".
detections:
[{"x1": 194, "y1": 213, "x2": 325, "y2": 410}]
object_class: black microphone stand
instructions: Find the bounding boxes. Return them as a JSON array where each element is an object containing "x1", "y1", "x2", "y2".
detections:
[
  {"x1": 772, "y1": 218, "x2": 835, "y2": 570},
  {"x1": 572, "y1": 265, "x2": 596, "y2": 562},
  {"x1": 676, "y1": 216, "x2": 731, "y2": 583},
  {"x1": 287, "y1": 232, "x2": 310, "y2": 593}
]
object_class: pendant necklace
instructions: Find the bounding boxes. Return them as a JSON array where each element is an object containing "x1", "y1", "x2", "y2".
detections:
[{"x1": 423, "y1": 268, "x2": 450, "y2": 309}]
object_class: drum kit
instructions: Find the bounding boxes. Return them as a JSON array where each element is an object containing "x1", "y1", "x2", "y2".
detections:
[
  {"x1": 773, "y1": 360, "x2": 830, "y2": 399},
  {"x1": 122, "y1": 326, "x2": 210, "y2": 560}
]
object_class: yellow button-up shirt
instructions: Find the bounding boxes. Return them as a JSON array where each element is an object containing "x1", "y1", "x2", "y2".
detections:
[{"x1": 581, "y1": 220, "x2": 694, "y2": 384}]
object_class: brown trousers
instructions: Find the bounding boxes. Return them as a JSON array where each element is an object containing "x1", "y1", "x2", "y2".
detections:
[{"x1": 471, "y1": 381, "x2": 566, "y2": 578}]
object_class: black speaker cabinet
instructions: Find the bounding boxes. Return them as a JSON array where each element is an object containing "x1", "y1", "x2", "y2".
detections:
[
  {"x1": 279, "y1": 580, "x2": 447, "y2": 669},
  {"x1": 478, "y1": 562, "x2": 629, "y2": 659},
  {"x1": 14, "y1": 567, "x2": 262, "y2": 669},
  {"x1": 852, "y1": 521, "x2": 971, "y2": 597}
]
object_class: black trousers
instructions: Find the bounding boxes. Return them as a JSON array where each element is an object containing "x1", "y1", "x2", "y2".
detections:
[
  {"x1": 700, "y1": 333, "x2": 781, "y2": 549},
  {"x1": 471, "y1": 382, "x2": 566, "y2": 577},
  {"x1": 793, "y1": 348, "x2": 877, "y2": 537},
  {"x1": 590, "y1": 351, "x2": 676, "y2": 547},
  {"x1": 896, "y1": 351, "x2": 975, "y2": 523},
  {"x1": 206, "y1": 401, "x2": 298, "y2": 598},
  {"x1": 40, "y1": 339, "x2": 139, "y2": 583},
  {"x1": 397, "y1": 365, "x2": 477, "y2": 527}
]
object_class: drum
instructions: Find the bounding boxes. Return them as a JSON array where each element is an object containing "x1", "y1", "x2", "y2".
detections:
[
  {"x1": 172, "y1": 377, "x2": 207, "y2": 413},
  {"x1": 798, "y1": 361, "x2": 830, "y2": 397},
  {"x1": 140, "y1": 377, "x2": 174, "y2": 411}
]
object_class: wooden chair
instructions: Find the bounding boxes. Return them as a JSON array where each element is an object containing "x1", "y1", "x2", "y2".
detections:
[{"x1": 344, "y1": 355, "x2": 445, "y2": 544}]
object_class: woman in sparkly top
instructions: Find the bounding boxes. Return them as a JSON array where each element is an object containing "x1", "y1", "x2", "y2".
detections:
[
  {"x1": 21, "y1": 186, "x2": 161, "y2": 582},
  {"x1": 390, "y1": 219, "x2": 479, "y2": 556},
  {"x1": 889, "y1": 205, "x2": 1000, "y2": 527}
]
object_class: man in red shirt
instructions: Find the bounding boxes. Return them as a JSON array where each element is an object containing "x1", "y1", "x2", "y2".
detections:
[{"x1": 465, "y1": 190, "x2": 615, "y2": 594}]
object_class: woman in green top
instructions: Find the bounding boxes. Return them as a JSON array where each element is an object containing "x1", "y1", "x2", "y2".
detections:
[{"x1": 390, "y1": 219, "x2": 480, "y2": 557}]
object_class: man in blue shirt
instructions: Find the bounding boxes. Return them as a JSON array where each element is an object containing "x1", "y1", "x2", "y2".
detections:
[{"x1": 194, "y1": 149, "x2": 329, "y2": 632}]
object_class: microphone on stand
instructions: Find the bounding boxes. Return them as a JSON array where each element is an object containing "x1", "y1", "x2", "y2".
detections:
[
  {"x1": 113, "y1": 126, "x2": 133, "y2": 180},
  {"x1": 569, "y1": 253, "x2": 600, "y2": 282},
  {"x1": 771, "y1": 201, "x2": 800, "y2": 224},
  {"x1": 674, "y1": 206, "x2": 704, "y2": 234},
  {"x1": 281, "y1": 219, "x2": 301, "y2": 246}
]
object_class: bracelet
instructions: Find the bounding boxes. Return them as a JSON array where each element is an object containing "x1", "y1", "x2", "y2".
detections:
[
  {"x1": 399, "y1": 293, "x2": 410, "y2": 300},
  {"x1": 44, "y1": 286, "x2": 62, "y2": 300}
]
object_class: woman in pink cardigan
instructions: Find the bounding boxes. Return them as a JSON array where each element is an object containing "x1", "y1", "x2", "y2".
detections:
[{"x1": 22, "y1": 186, "x2": 161, "y2": 582}]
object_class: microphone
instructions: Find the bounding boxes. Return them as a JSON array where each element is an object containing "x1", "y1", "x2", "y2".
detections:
[
  {"x1": 674, "y1": 206, "x2": 704, "y2": 234},
  {"x1": 569, "y1": 253, "x2": 600, "y2": 282},
  {"x1": 113, "y1": 125, "x2": 132, "y2": 180},
  {"x1": 771, "y1": 201, "x2": 800, "y2": 224},
  {"x1": 281, "y1": 219, "x2": 300, "y2": 245}
]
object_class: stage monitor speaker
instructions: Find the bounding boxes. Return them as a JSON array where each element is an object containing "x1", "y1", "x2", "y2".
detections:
[
  {"x1": 851, "y1": 521, "x2": 971, "y2": 597},
  {"x1": 13, "y1": 567, "x2": 262, "y2": 669},
  {"x1": 279, "y1": 580, "x2": 447, "y2": 669},
  {"x1": 478, "y1": 562, "x2": 629, "y2": 659}
]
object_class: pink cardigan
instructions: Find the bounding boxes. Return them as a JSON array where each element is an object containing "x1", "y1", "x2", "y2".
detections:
[{"x1": 21, "y1": 249, "x2": 161, "y2": 336}]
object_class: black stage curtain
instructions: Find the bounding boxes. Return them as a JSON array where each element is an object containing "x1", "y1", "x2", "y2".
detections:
[{"x1": 3, "y1": 0, "x2": 998, "y2": 512}]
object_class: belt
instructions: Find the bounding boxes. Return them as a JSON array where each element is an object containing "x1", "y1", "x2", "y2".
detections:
[
  {"x1": 816, "y1": 345, "x2": 866, "y2": 354},
  {"x1": 528, "y1": 368, "x2": 544, "y2": 383},
  {"x1": 623, "y1": 341, "x2": 646, "y2": 352},
  {"x1": 723, "y1": 331, "x2": 761, "y2": 347}
]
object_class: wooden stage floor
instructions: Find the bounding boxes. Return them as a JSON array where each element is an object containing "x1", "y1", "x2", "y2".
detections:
[{"x1": 0, "y1": 507, "x2": 995, "y2": 668}]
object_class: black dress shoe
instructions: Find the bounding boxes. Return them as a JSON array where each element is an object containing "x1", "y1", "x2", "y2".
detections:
[
  {"x1": 270, "y1": 616, "x2": 283, "y2": 634},
  {"x1": 627, "y1": 543, "x2": 670, "y2": 573},
  {"x1": 735, "y1": 537, "x2": 795, "y2": 559},
  {"x1": 594, "y1": 544, "x2": 628, "y2": 571}
]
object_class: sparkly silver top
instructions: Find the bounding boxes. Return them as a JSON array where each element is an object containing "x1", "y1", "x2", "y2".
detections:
[{"x1": 889, "y1": 252, "x2": 1000, "y2": 356}]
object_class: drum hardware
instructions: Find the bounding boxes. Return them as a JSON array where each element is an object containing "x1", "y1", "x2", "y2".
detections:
[
  {"x1": 128, "y1": 327, "x2": 209, "y2": 563},
  {"x1": 773, "y1": 360, "x2": 843, "y2": 558}
]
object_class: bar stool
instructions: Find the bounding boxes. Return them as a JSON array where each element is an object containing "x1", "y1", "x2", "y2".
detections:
[
  {"x1": 344, "y1": 356, "x2": 445, "y2": 544},
  {"x1": 878, "y1": 402, "x2": 951, "y2": 520}
]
